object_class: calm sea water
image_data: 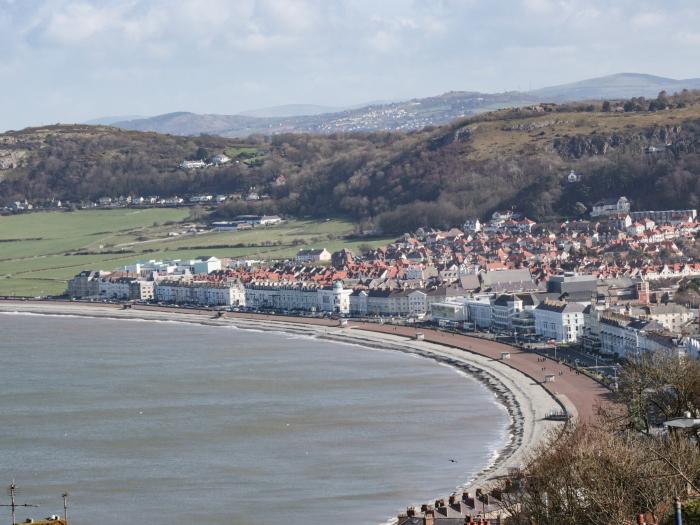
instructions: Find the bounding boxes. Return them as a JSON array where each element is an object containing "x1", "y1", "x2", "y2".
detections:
[{"x1": 0, "y1": 313, "x2": 508, "y2": 525}]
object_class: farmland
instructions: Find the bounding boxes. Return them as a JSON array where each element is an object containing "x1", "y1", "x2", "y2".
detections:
[{"x1": 0, "y1": 209, "x2": 391, "y2": 296}]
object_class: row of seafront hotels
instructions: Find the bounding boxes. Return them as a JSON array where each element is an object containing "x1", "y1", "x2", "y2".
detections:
[{"x1": 68, "y1": 203, "x2": 700, "y2": 360}]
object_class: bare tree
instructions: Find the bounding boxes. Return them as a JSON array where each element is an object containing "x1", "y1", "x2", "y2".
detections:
[{"x1": 499, "y1": 423, "x2": 700, "y2": 524}]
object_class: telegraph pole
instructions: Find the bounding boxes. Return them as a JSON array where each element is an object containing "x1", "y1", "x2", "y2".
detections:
[{"x1": 1, "y1": 482, "x2": 38, "y2": 525}]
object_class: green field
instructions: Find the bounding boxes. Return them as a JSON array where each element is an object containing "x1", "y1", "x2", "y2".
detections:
[
  {"x1": 224, "y1": 146, "x2": 261, "y2": 158},
  {"x1": 0, "y1": 209, "x2": 393, "y2": 296}
]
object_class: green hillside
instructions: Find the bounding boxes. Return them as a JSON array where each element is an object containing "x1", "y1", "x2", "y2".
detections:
[{"x1": 2, "y1": 91, "x2": 700, "y2": 233}]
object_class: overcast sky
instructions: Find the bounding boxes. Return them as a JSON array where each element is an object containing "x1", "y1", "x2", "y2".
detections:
[{"x1": 2, "y1": 0, "x2": 700, "y2": 130}]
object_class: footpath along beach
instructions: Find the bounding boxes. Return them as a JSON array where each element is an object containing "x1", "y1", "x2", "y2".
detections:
[{"x1": 0, "y1": 300, "x2": 612, "y2": 511}]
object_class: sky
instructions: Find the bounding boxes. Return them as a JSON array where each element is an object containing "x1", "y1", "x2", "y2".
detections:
[{"x1": 2, "y1": 0, "x2": 700, "y2": 131}]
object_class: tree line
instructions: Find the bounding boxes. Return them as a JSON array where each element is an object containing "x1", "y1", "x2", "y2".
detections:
[
  {"x1": 2, "y1": 92, "x2": 700, "y2": 232},
  {"x1": 500, "y1": 351, "x2": 700, "y2": 523}
]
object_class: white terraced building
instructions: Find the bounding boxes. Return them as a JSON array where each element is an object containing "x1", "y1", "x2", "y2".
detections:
[
  {"x1": 534, "y1": 299, "x2": 586, "y2": 343},
  {"x1": 244, "y1": 281, "x2": 352, "y2": 314},
  {"x1": 598, "y1": 313, "x2": 676, "y2": 358},
  {"x1": 123, "y1": 257, "x2": 222, "y2": 278},
  {"x1": 245, "y1": 283, "x2": 321, "y2": 311},
  {"x1": 349, "y1": 288, "x2": 467, "y2": 317},
  {"x1": 155, "y1": 281, "x2": 245, "y2": 306}
]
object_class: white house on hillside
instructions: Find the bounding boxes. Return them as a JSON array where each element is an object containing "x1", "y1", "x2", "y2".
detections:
[
  {"x1": 591, "y1": 196, "x2": 630, "y2": 217},
  {"x1": 180, "y1": 160, "x2": 207, "y2": 169},
  {"x1": 211, "y1": 154, "x2": 231, "y2": 165}
]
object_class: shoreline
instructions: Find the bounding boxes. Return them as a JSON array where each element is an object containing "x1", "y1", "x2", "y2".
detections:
[{"x1": 0, "y1": 301, "x2": 586, "y2": 521}]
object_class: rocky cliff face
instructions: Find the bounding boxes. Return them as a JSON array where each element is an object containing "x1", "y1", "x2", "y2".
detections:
[
  {"x1": 552, "y1": 124, "x2": 690, "y2": 159},
  {"x1": 0, "y1": 149, "x2": 27, "y2": 170}
]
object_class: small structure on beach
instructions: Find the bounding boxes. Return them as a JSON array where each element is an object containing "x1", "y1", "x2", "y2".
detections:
[
  {"x1": 397, "y1": 489, "x2": 504, "y2": 524},
  {"x1": 500, "y1": 352, "x2": 511, "y2": 360}
]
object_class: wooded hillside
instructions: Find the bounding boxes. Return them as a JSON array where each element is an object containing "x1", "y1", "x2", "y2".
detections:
[{"x1": 2, "y1": 91, "x2": 700, "y2": 232}]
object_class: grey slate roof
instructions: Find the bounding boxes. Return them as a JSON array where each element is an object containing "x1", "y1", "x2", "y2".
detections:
[
  {"x1": 536, "y1": 300, "x2": 586, "y2": 314},
  {"x1": 459, "y1": 274, "x2": 480, "y2": 290},
  {"x1": 481, "y1": 268, "x2": 533, "y2": 286}
]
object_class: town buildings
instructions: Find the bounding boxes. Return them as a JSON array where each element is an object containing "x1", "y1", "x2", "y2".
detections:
[{"x1": 64, "y1": 203, "x2": 700, "y2": 358}]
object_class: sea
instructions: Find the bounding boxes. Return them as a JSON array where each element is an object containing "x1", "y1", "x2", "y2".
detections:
[{"x1": 0, "y1": 313, "x2": 509, "y2": 525}]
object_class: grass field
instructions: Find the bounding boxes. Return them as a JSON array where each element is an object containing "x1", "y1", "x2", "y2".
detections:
[
  {"x1": 224, "y1": 146, "x2": 261, "y2": 158},
  {"x1": 0, "y1": 210, "x2": 393, "y2": 296}
]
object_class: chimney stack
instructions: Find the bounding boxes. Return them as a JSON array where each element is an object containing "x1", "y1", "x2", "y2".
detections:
[{"x1": 636, "y1": 280, "x2": 650, "y2": 305}]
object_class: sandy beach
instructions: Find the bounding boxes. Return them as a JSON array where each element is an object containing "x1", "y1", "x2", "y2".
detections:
[{"x1": 0, "y1": 300, "x2": 610, "y2": 509}]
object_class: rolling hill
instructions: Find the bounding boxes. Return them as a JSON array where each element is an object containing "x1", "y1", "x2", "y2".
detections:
[
  {"x1": 237, "y1": 104, "x2": 345, "y2": 118},
  {"x1": 528, "y1": 73, "x2": 700, "y2": 101},
  {"x1": 109, "y1": 73, "x2": 700, "y2": 138},
  {"x1": 3, "y1": 90, "x2": 700, "y2": 233}
]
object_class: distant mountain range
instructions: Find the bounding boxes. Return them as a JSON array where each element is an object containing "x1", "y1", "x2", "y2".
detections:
[
  {"x1": 84, "y1": 115, "x2": 145, "y2": 125},
  {"x1": 528, "y1": 73, "x2": 700, "y2": 100},
  {"x1": 105, "y1": 73, "x2": 700, "y2": 138},
  {"x1": 237, "y1": 104, "x2": 344, "y2": 118}
]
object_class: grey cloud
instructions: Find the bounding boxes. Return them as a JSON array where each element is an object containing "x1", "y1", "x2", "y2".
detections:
[{"x1": 1, "y1": 0, "x2": 699, "y2": 130}]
